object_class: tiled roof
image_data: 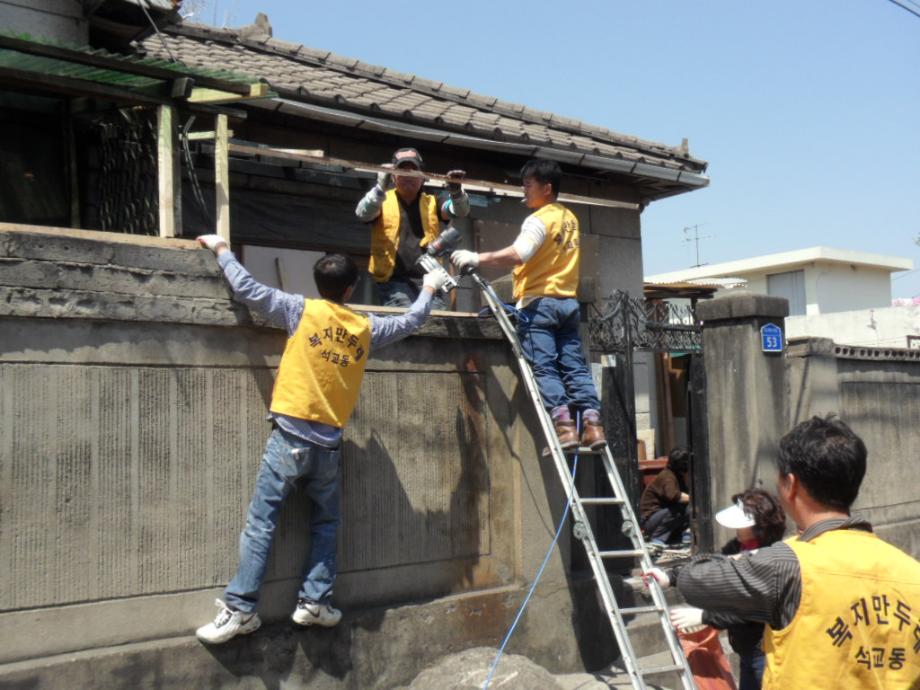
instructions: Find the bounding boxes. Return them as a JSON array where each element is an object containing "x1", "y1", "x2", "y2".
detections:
[{"x1": 138, "y1": 21, "x2": 707, "y2": 178}]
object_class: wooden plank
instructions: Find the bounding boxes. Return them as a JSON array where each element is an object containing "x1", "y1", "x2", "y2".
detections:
[
  {"x1": 156, "y1": 105, "x2": 180, "y2": 238},
  {"x1": 0, "y1": 222, "x2": 198, "y2": 249},
  {"x1": 214, "y1": 114, "x2": 231, "y2": 243},
  {"x1": 228, "y1": 143, "x2": 639, "y2": 211}
]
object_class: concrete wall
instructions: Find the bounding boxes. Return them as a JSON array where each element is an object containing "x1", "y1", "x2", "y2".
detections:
[
  {"x1": 0, "y1": 0, "x2": 88, "y2": 44},
  {"x1": 699, "y1": 294, "x2": 920, "y2": 556},
  {"x1": 786, "y1": 303, "x2": 920, "y2": 348},
  {"x1": 0, "y1": 227, "x2": 612, "y2": 686},
  {"x1": 787, "y1": 339, "x2": 920, "y2": 556}
]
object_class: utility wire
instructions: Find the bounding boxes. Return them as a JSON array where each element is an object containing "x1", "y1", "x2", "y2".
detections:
[
  {"x1": 139, "y1": 0, "x2": 177, "y2": 62},
  {"x1": 885, "y1": 0, "x2": 920, "y2": 20}
]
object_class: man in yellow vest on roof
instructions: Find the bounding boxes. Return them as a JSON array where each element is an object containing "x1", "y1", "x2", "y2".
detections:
[
  {"x1": 450, "y1": 158, "x2": 606, "y2": 450},
  {"x1": 648, "y1": 415, "x2": 920, "y2": 690},
  {"x1": 193, "y1": 234, "x2": 451, "y2": 644},
  {"x1": 355, "y1": 147, "x2": 469, "y2": 309}
]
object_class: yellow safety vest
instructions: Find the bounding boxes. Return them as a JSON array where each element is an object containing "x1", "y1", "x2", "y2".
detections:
[
  {"x1": 512, "y1": 202, "x2": 580, "y2": 302},
  {"x1": 270, "y1": 298, "x2": 371, "y2": 429},
  {"x1": 369, "y1": 189, "x2": 441, "y2": 283},
  {"x1": 763, "y1": 529, "x2": 920, "y2": 690}
]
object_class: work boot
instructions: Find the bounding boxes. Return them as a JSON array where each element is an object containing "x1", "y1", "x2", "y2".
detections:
[
  {"x1": 195, "y1": 599, "x2": 261, "y2": 644},
  {"x1": 292, "y1": 599, "x2": 342, "y2": 628},
  {"x1": 581, "y1": 419, "x2": 607, "y2": 449},
  {"x1": 554, "y1": 419, "x2": 580, "y2": 449}
]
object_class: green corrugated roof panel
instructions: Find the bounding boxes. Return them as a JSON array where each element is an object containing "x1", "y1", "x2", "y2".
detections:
[{"x1": 0, "y1": 31, "x2": 265, "y2": 96}]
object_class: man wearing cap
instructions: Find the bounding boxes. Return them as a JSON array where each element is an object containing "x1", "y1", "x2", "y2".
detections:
[
  {"x1": 647, "y1": 416, "x2": 920, "y2": 690},
  {"x1": 355, "y1": 148, "x2": 469, "y2": 308}
]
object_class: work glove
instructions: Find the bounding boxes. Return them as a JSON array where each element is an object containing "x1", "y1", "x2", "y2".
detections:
[
  {"x1": 376, "y1": 164, "x2": 395, "y2": 193},
  {"x1": 670, "y1": 607, "x2": 705, "y2": 633},
  {"x1": 197, "y1": 234, "x2": 228, "y2": 253},
  {"x1": 446, "y1": 169, "x2": 466, "y2": 195},
  {"x1": 422, "y1": 266, "x2": 452, "y2": 293},
  {"x1": 642, "y1": 567, "x2": 671, "y2": 590},
  {"x1": 450, "y1": 249, "x2": 480, "y2": 272}
]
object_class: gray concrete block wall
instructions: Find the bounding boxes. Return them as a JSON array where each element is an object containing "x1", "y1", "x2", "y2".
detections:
[
  {"x1": 787, "y1": 340, "x2": 920, "y2": 557},
  {"x1": 0, "y1": 228, "x2": 605, "y2": 680}
]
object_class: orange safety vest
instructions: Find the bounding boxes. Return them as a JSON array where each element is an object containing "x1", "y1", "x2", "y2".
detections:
[
  {"x1": 512, "y1": 202, "x2": 580, "y2": 302},
  {"x1": 369, "y1": 189, "x2": 441, "y2": 283},
  {"x1": 762, "y1": 529, "x2": 920, "y2": 690},
  {"x1": 270, "y1": 298, "x2": 371, "y2": 428}
]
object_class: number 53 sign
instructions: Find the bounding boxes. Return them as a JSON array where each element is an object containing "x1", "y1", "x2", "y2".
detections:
[{"x1": 761, "y1": 323, "x2": 783, "y2": 353}]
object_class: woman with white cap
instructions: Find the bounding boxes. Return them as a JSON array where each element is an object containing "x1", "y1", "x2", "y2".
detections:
[{"x1": 657, "y1": 489, "x2": 786, "y2": 690}]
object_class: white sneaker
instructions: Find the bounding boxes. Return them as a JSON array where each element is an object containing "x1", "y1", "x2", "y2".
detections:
[
  {"x1": 195, "y1": 599, "x2": 261, "y2": 644},
  {"x1": 291, "y1": 599, "x2": 342, "y2": 627}
]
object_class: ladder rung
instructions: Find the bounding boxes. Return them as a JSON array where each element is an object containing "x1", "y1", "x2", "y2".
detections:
[
  {"x1": 598, "y1": 549, "x2": 645, "y2": 558},
  {"x1": 579, "y1": 497, "x2": 625, "y2": 505},
  {"x1": 619, "y1": 605, "x2": 662, "y2": 615},
  {"x1": 639, "y1": 664, "x2": 686, "y2": 675},
  {"x1": 565, "y1": 446, "x2": 605, "y2": 455}
]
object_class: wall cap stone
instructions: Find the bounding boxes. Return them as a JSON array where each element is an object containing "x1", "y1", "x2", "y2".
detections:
[
  {"x1": 697, "y1": 294, "x2": 789, "y2": 322},
  {"x1": 786, "y1": 337, "x2": 836, "y2": 358}
]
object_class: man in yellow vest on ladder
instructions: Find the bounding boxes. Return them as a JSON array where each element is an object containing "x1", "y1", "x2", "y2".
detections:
[
  {"x1": 650, "y1": 415, "x2": 920, "y2": 689},
  {"x1": 450, "y1": 158, "x2": 605, "y2": 450},
  {"x1": 355, "y1": 147, "x2": 469, "y2": 309},
  {"x1": 193, "y1": 234, "x2": 451, "y2": 644}
]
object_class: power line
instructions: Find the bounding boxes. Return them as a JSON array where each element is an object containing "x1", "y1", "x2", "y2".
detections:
[{"x1": 885, "y1": 0, "x2": 920, "y2": 20}]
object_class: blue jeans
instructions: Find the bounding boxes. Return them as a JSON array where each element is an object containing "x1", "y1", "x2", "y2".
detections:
[
  {"x1": 739, "y1": 650, "x2": 765, "y2": 690},
  {"x1": 642, "y1": 505, "x2": 690, "y2": 544},
  {"x1": 377, "y1": 278, "x2": 446, "y2": 310},
  {"x1": 516, "y1": 297, "x2": 600, "y2": 411},
  {"x1": 224, "y1": 427, "x2": 341, "y2": 613}
]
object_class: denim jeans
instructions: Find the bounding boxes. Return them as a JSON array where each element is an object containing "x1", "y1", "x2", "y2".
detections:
[
  {"x1": 739, "y1": 650, "x2": 765, "y2": 690},
  {"x1": 224, "y1": 427, "x2": 341, "y2": 613},
  {"x1": 377, "y1": 278, "x2": 446, "y2": 310},
  {"x1": 516, "y1": 297, "x2": 600, "y2": 411},
  {"x1": 641, "y1": 504, "x2": 690, "y2": 544}
]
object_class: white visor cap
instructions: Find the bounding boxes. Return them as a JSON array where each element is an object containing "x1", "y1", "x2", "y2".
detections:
[{"x1": 715, "y1": 500, "x2": 756, "y2": 529}]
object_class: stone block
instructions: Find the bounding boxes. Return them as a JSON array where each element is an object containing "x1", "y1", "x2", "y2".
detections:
[{"x1": 697, "y1": 294, "x2": 789, "y2": 322}]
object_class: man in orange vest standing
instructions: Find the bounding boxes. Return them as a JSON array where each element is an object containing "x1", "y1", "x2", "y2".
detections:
[
  {"x1": 355, "y1": 147, "x2": 469, "y2": 309},
  {"x1": 650, "y1": 416, "x2": 920, "y2": 689},
  {"x1": 193, "y1": 234, "x2": 451, "y2": 644},
  {"x1": 449, "y1": 158, "x2": 605, "y2": 450}
]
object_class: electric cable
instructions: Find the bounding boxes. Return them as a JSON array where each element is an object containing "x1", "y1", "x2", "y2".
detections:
[
  {"x1": 885, "y1": 0, "x2": 920, "y2": 20},
  {"x1": 481, "y1": 416, "x2": 581, "y2": 690}
]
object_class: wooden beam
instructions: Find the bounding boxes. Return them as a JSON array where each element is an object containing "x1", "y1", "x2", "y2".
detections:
[
  {"x1": 227, "y1": 143, "x2": 639, "y2": 210},
  {"x1": 214, "y1": 113, "x2": 230, "y2": 243},
  {"x1": 186, "y1": 130, "x2": 234, "y2": 141},
  {"x1": 157, "y1": 104, "x2": 181, "y2": 238},
  {"x1": 0, "y1": 222, "x2": 198, "y2": 249}
]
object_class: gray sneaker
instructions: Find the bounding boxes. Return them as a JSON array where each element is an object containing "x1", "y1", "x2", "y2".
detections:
[
  {"x1": 195, "y1": 599, "x2": 261, "y2": 644},
  {"x1": 291, "y1": 599, "x2": 342, "y2": 627}
]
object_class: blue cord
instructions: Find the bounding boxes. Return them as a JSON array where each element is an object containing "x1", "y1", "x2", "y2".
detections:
[{"x1": 481, "y1": 417, "x2": 580, "y2": 690}]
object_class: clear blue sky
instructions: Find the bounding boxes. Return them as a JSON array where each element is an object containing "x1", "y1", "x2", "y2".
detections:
[{"x1": 192, "y1": 0, "x2": 920, "y2": 297}]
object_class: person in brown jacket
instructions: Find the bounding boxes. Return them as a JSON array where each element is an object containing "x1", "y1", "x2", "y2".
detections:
[{"x1": 639, "y1": 447, "x2": 691, "y2": 547}]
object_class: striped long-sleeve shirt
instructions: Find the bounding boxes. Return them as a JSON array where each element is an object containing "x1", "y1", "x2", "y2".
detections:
[{"x1": 674, "y1": 516, "x2": 873, "y2": 630}]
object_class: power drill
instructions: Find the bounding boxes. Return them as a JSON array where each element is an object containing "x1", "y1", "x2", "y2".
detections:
[{"x1": 417, "y1": 226, "x2": 461, "y2": 293}]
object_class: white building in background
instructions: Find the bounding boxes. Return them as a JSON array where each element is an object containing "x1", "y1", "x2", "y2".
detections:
[{"x1": 647, "y1": 247, "x2": 918, "y2": 348}]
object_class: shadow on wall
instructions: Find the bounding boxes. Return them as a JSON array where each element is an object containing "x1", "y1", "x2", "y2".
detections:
[{"x1": 197, "y1": 374, "x2": 492, "y2": 686}]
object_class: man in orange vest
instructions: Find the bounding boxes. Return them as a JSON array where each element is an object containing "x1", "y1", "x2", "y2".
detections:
[
  {"x1": 355, "y1": 147, "x2": 469, "y2": 308},
  {"x1": 649, "y1": 416, "x2": 920, "y2": 689},
  {"x1": 193, "y1": 234, "x2": 451, "y2": 644},
  {"x1": 450, "y1": 159, "x2": 605, "y2": 450}
]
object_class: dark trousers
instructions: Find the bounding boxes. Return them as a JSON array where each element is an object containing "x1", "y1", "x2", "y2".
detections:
[
  {"x1": 641, "y1": 504, "x2": 689, "y2": 544},
  {"x1": 739, "y1": 650, "x2": 765, "y2": 690}
]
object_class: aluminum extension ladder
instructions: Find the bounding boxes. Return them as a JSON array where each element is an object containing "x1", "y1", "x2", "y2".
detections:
[{"x1": 470, "y1": 272, "x2": 697, "y2": 690}]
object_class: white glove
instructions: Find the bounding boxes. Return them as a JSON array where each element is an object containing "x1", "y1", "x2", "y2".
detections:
[
  {"x1": 376, "y1": 164, "x2": 394, "y2": 193},
  {"x1": 197, "y1": 234, "x2": 227, "y2": 253},
  {"x1": 642, "y1": 567, "x2": 671, "y2": 590},
  {"x1": 670, "y1": 607, "x2": 705, "y2": 633},
  {"x1": 422, "y1": 266, "x2": 451, "y2": 293},
  {"x1": 450, "y1": 249, "x2": 480, "y2": 272}
]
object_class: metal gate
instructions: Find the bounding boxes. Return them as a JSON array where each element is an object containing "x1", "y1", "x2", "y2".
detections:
[{"x1": 588, "y1": 291, "x2": 713, "y2": 552}]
